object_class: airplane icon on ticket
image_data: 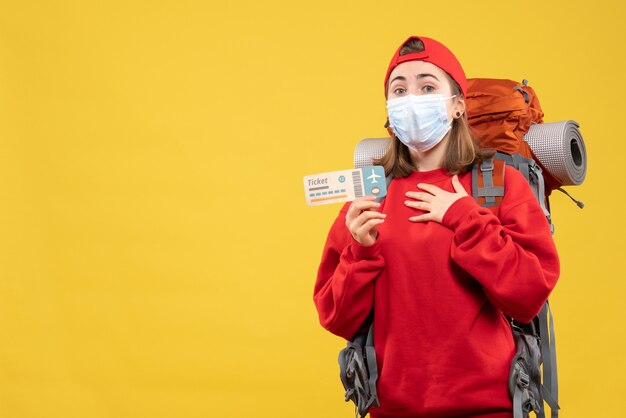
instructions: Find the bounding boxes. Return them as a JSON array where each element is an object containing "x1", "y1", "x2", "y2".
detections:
[{"x1": 366, "y1": 169, "x2": 382, "y2": 184}]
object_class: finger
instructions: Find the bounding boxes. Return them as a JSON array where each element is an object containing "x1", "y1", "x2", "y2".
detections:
[
  {"x1": 347, "y1": 198, "x2": 381, "y2": 220},
  {"x1": 409, "y1": 213, "x2": 435, "y2": 223},
  {"x1": 352, "y1": 210, "x2": 386, "y2": 228},
  {"x1": 360, "y1": 217, "x2": 385, "y2": 231},
  {"x1": 349, "y1": 196, "x2": 380, "y2": 211},
  {"x1": 352, "y1": 219, "x2": 385, "y2": 244},
  {"x1": 404, "y1": 200, "x2": 430, "y2": 211},
  {"x1": 452, "y1": 175, "x2": 468, "y2": 196},
  {"x1": 405, "y1": 191, "x2": 434, "y2": 203},
  {"x1": 348, "y1": 209, "x2": 386, "y2": 233},
  {"x1": 417, "y1": 182, "x2": 442, "y2": 195}
]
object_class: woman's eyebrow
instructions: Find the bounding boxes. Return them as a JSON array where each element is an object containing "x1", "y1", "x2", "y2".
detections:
[
  {"x1": 389, "y1": 75, "x2": 406, "y2": 85},
  {"x1": 390, "y1": 73, "x2": 440, "y2": 85},
  {"x1": 416, "y1": 73, "x2": 439, "y2": 81}
]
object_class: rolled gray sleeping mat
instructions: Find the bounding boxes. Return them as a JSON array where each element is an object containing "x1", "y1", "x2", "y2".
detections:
[
  {"x1": 523, "y1": 120, "x2": 587, "y2": 186},
  {"x1": 354, "y1": 120, "x2": 587, "y2": 187},
  {"x1": 354, "y1": 138, "x2": 391, "y2": 169}
]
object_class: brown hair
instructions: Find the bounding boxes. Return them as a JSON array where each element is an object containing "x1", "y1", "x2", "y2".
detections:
[{"x1": 376, "y1": 38, "x2": 482, "y2": 177}]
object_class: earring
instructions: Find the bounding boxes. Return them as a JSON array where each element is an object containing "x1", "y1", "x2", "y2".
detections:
[{"x1": 455, "y1": 111, "x2": 462, "y2": 118}]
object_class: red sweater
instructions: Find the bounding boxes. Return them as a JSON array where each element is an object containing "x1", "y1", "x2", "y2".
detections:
[{"x1": 314, "y1": 167, "x2": 560, "y2": 418}]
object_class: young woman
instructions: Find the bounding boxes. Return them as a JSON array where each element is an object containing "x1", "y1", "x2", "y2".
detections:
[{"x1": 313, "y1": 36, "x2": 560, "y2": 418}]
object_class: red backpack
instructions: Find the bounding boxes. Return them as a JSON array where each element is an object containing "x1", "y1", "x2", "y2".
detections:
[{"x1": 466, "y1": 78, "x2": 563, "y2": 195}]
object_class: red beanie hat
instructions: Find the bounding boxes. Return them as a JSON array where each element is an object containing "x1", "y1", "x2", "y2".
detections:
[{"x1": 384, "y1": 36, "x2": 467, "y2": 97}]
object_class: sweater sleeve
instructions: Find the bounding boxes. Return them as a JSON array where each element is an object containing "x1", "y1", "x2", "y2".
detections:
[
  {"x1": 313, "y1": 203, "x2": 386, "y2": 340},
  {"x1": 441, "y1": 167, "x2": 560, "y2": 323}
]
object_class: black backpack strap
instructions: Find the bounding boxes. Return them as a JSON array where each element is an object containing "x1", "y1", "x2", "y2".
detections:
[
  {"x1": 338, "y1": 318, "x2": 380, "y2": 418},
  {"x1": 539, "y1": 302, "x2": 560, "y2": 417},
  {"x1": 364, "y1": 323, "x2": 380, "y2": 412},
  {"x1": 509, "y1": 329, "x2": 543, "y2": 418}
]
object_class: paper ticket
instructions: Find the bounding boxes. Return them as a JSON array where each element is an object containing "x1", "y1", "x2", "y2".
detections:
[{"x1": 304, "y1": 166, "x2": 387, "y2": 206}]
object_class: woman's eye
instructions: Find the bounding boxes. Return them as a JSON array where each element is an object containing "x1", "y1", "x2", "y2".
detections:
[
  {"x1": 394, "y1": 87, "x2": 406, "y2": 95},
  {"x1": 423, "y1": 85, "x2": 436, "y2": 93}
]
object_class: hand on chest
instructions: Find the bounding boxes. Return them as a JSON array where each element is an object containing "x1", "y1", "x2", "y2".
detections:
[{"x1": 376, "y1": 174, "x2": 457, "y2": 250}]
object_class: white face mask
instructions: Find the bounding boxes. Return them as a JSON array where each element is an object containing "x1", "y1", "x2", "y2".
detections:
[{"x1": 386, "y1": 94, "x2": 455, "y2": 152}]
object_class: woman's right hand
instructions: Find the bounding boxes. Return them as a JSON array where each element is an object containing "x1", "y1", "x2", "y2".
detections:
[{"x1": 345, "y1": 196, "x2": 386, "y2": 247}]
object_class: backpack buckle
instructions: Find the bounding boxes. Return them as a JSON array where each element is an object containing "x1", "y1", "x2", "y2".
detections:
[
  {"x1": 517, "y1": 369, "x2": 530, "y2": 388},
  {"x1": 480, "y1": 159, "x2": 494, "y2": 172}
]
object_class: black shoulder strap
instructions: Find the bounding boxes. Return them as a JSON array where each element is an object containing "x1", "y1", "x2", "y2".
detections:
[
  {"x1": 364, "y1": 323, "x2": 380, "y2": 412},
  {"x1": 539, "y1": 302, "x2": 560, "y2": 417}
]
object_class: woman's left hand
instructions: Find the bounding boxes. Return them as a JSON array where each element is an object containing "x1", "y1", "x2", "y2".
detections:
[{"x1": 405, "y1": 175, "x2": 469, "y2": 223}]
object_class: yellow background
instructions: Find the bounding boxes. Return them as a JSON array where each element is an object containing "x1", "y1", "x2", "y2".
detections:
[{"x1": 0, "y1": 0, "x2": 624, "y2": 417}]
